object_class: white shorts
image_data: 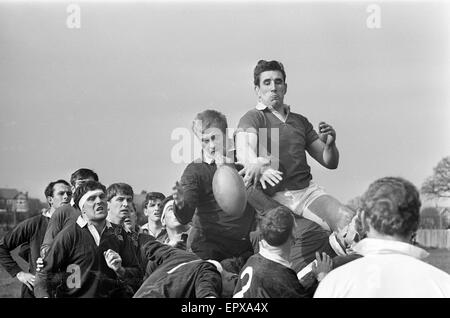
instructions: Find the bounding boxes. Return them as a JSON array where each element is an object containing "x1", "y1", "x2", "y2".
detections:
[{"x1": 272, "y1": 182, "x2": 331, "y2": 231}]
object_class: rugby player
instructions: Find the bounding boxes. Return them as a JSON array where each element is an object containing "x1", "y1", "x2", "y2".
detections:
[{"x1": 0, "y1": 179, "x2": 71, "y2": 297}]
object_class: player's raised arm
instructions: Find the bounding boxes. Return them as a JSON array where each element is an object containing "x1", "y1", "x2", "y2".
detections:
[{"x1": 306, "y1": 121, "x2": 339, "y2": 169}]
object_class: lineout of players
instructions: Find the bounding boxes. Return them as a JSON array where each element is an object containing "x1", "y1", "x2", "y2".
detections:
[{"x1": 1, "y1": 60, "x2": 449, "y2": 298}]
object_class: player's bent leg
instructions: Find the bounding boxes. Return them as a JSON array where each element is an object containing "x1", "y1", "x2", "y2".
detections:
[
  {"x1": 246, "y1": 184, "x2": 281, "y2": 216},
  {"x1": 306, "y1": 194, "x2": 355, "y2": 234}
]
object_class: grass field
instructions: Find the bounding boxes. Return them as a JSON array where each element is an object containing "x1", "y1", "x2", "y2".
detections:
[{"x1": 1, "y1": 247, "x2": 449, "y2": 298}]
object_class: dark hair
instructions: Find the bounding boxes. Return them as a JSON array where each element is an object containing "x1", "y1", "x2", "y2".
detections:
[
  {"x1": 106, "y1": 183, "x2": 134, "y2": 201},
  {"x1": 253, "y1": 60, "x2": 286, "y2": 86},
  {"x1": 220, "y1": 250, "x2": 253, "y2": 274},
  {"x1": 70, "y1": 168, "x2": 99, "y2": 187},
  {"x1": 192, "y1": 109, "x2": 228, "y2": 136},
  {"x1": 361, "y1": 177, "x2": 421, "y2": 238},
  {"x1": 260, "y1": 206, "x2": 294, "y2": 247},
  {"x1": 44, "y1": 179, "x2": 70, "y2": 198},
  {"x1": 143, "y1": 192, "x2": 166, "y2": 210},
  {"x1": 73, "y1": 180, "x2": 107, "y2": 210}
]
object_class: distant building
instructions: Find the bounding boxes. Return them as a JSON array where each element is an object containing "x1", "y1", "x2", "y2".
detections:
[
  {"x1": 0, "y1": 188, "x2": 31, "y2": 213},
  {"x1": 1, "y1": 188, "x2": 20, "y2": 212},
  {"x1": 14, "y1": 192, "x2": 29, "y2": 212}
]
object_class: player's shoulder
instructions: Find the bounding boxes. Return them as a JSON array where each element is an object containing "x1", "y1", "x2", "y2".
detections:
[
  {"x1": 22, "y1": 213, "x2": 45, "y2": 225},
  {"x1": 10, "y1": 214, "x2": 44, "y2": 234},
  {"x1": 54, "y1": 219, "x2": 79, "y2": 241},
  {"x1": 239, "y1": 108, "x2": 266, "y2": 122},
  {"x1": 406, "y1": 255, "x2": 450, "y2": 280},
  {"x1": 182, "y1": 160, "x2": 208, "y2": 176},
  {"x1": 289, "y1": 110, "x2": 310, "y2": 122},
  {"x1": 53, "y1": 204, "x2": 77, "y2": 217}
]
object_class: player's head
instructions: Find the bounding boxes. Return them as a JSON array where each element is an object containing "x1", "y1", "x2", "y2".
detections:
[
  {"x1": 260, "y1": 205, "x2": 295, "y2": 247},
  {"x1": 73, "y1": 180, "x2": 107, "y2": 221},
  {"x1": 70, "y1": 168, "x2": 99, "y2": 190},
  {"x1": 361, "y1": 177, "x2": 421, "y2": 241},
  {"x1": 253, "y1": 60, "x2": 287, "y2": 108},
  {"x1": 143, "y1": 191, "x2": 166, "y2": 223},
  {"x1": 192, "y1": 109, "x2": 228, "y2": 158},
  {"x1": 161, "y1": 196, "x2": 189, "y2": 231},
  {"x1": 106, "y1": 183, "x2": 134, "y2": 223},
  {"x1": 44, "y1": 179, "x2": 72, "y2": 209}
]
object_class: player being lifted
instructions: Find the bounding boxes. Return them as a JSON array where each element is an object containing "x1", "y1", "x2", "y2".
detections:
[{"x1": 236, "y1": 59, "x2": 355, "y2": 243}]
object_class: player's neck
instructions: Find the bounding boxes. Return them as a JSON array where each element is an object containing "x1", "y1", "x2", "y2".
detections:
[
  {"x1": 147, "y1": 220, "x2": 163, "y2": 235},
  {"x1": 107, "y1": 215, "x2": 123, "y2": 226},
  {"x1": 260, "y1": 240, "x2": 291, "y2": 263}
]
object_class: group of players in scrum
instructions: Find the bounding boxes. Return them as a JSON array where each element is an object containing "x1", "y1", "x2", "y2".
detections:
[{"x1": 1, "y1": 60, "x2": 450, "y2": 298}]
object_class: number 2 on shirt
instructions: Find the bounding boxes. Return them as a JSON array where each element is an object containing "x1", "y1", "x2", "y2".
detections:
[{"x1": 233, "y1": 266, "x2": 253, "y2": 298}]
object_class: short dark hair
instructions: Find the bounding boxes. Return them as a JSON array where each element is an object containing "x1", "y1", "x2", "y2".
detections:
[
  {"x1": 73, "y1": 180, "x2": 107, "y2": 210},
  {"x1": 260, "y1": 206, "x2": 294, "y2": 247},
  {"x1": 361, "y1": 177, "x2": 421, "y2": 238},
  {"x1": 70, "y1": 168, "x2": 99, "y2": 187},
  {"x1": 143, "y1": 192, "x2": 166, "y2": 209},
  {"x1": 106, "y1": 183, "x2": 134, "y2": 201},
  {"x1": 192, "y1": 109, "x2": 228, "y2": 136},
  {"x1": 44, "y1": 179, "x2": 70, "y2": 198},
  {"x1": 253, "y1": 60, "x2": 286, "y2": 86}
]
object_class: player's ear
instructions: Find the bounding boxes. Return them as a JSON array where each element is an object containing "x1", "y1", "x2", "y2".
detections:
[
  {"x1": 47, "y1": 196, "x2": 53, "y2": 207},
  {"x1": 254, "y1": 85, "x2": 261, "y2": 96}
]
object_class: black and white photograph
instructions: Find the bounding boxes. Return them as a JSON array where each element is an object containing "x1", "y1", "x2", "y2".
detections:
[{"x1": 0, "y1": 0, "x2": 449, "y2": 303}]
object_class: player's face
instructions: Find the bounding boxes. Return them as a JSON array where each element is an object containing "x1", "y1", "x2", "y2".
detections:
[
  {"x1": 108, "y1": 194, "x2": 133, "y2": 221},
  {"x1": 255, "y1": 70, "x2": 287, "y2": 108},
  {"x1": 49, "y1": 183, "x2": 72, "y2": 209},
  {"x1": 124, "y1": 210, "x2": 137, "y2": 232},
  {"x1": 161, "y1": 206, "x2": 181, "y2": 229},
  {"x1": 145, "y1": 199, "x2": 163, "y2": 222},
  {"x1": 82, "y1": 191, "x2": 107, "y2": 221},
  {"x1": 199, "y1": 128, "x2": 226, "y2": 159}
]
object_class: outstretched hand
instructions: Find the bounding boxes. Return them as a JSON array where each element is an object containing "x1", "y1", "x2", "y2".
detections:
[
  {"x1": 238, "y1": 163, "x2": 262, "y2": 188},
  {"x1": 259, "y1": 167, "x2": 283, "y2": 190},
  {"x1": 238, "y1": 157, "x2": 282, "y2": 188}
]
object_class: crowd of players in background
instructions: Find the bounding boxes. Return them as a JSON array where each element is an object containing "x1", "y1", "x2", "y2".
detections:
[{"x1": 1, "y1": 60, "x2": 450, "y2": 298}]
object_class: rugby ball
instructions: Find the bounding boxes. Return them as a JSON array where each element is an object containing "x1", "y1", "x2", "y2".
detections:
[{"x1": 212, "y1": 165, "x2": 247, "y2": 217}]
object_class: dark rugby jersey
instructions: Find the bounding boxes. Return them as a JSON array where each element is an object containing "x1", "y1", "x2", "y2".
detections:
[
  {"x1": 174, "y1": 160, "x2": 255, "y2": 261},
  {"x1": 40, "y1": 204, "x2": 80, "y2": 257},
  {"x1": 233, "y1": 253, "x2": 308, "y2": 298},
  {"x1": 134, "y1": 240, "x2": 222, "y2": 298},
  {"x1": 238, "y1": 107, "x2": 319, "y2": 191},
  {"x1": 0, "y1": 214, "x2": 50, "y2": 297},
  {"x1": 0, "y1": 214, "x2": 49, "y2": 277},
  {"x1": 34, "y1": 219, "x2": 141, "y2": 298}
]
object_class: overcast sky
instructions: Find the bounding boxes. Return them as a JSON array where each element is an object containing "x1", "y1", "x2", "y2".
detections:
[{"x1": 0, "y1": 1, "x2": 449, "y2": 204}]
